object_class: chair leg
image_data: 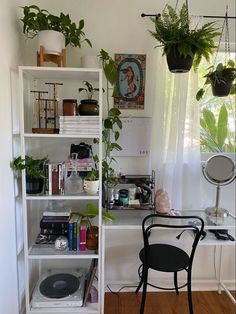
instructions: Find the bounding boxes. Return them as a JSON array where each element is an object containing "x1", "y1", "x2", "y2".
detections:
[
  {"x1": 174, "y1": 272, "x2": 179, "y2": 295},
  {"x1": 136, "y1": 265, "x2": 144, "y2": 293},
  {"x1": 187, "y1": 270, "x2": 193, "y2": 314},
  {"x1": 140, "y1": 267, "x2": 148, "y2": 314}
]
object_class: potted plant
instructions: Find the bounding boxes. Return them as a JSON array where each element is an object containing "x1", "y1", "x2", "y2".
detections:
[
  {"x1": 196, "y1": 60, "x2": 236, "y2": 100},
  {"x1": 83, "y1": 155, "x2": 99, "y2": 194},
  {"x1": 10, "y1": 155, "x2": 47, "y2": 194},
  {"x1": 73, "y1": 203, "x2": 115, "y2": 250},
  {"x1": 21, "y1": 5, "x2": 92, "y2": 55},
  {"x1": 78, "y1": 81, "x2": 104, "y2": 115},
  {"x1": 148, "y1": 3, "x2": 220, "y2": 73}
]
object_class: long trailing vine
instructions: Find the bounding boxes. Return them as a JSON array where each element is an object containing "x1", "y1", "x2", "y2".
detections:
[{"x1": 90, "y1": 49, "x2": 122, "y2": 188}]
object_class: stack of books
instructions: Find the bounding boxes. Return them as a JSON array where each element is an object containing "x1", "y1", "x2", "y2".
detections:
[
  {"x1": 35, "y1": 209, "x2": 71, "y2": 245},
  {"x1": 35, "y1": 209, "x2": 92, "y2": 252},
  {"x1": 59, "y1": 116, "x2": 99, "y2": 136}
]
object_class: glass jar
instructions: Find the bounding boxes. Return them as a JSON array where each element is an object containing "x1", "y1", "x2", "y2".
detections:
[{"x1": 63, "y1": 99, "x2": 77, "y2": 116}]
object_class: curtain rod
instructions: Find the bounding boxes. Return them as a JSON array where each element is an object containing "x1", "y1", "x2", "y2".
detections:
[{"x1": 141, "y1": 13, "x2": 236, "y2": 19}]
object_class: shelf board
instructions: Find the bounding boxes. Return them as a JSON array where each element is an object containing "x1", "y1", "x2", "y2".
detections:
[
  {"x1": 23, "y1": 133, "x2": 99, "y2": 139},
  {"x1": 25, "y1": 195, "x2": 99, "y2": 200},
  {"x1": 29, "y1": 302, "x2": 98, "y2": 313},
  {"x1": 19, "y1": 66, "x2": 102, "y2": 81},
  {"x1": 29, "y1": 245, "x2": 99, "y2": 259}
]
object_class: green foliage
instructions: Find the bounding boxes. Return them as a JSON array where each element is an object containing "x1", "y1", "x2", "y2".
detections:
[
  {"x1": 196, "y1": 60, "x2": 236, "y2": 100},
  {"x1": 21, "y1": 5, "x2": 92, "y2": 47},
  {"x1": 78, "y1": 81, "x2": 104, "y2": 100},
  {"x1": 149, "y1": 3, "x2": 220, "y2": 70},
  {"x1": 200, "y1": 104, "x2": 235, "y2": 152},
  {"x1": 72, "y1": 202, "x2": 116, "y2": 227},
  {"x1": 98, "y1": 49, "x2": 120, "y2": 97},
  {"x1": 10, "y1": 155, "x2": 47, "y2": 179}
]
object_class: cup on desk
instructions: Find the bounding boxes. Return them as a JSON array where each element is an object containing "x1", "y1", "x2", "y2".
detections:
[{"x1": 129, "y1": 187, "x2": 136, "y2": 201}]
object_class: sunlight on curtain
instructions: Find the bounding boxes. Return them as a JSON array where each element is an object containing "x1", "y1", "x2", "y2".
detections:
[{"x1": 152, "y1": 61, "x2": 201, "y2": 210}]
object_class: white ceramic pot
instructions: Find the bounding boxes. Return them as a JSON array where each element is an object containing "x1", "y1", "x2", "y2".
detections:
[
  {"x1": 38, "y1": 30, "x2": 65, "y2": 55},
  {"x1": 84, "y1": 179, "x2": 99, "y2": 194},
  {"x1": 81, "y1": 55, "x2": 100, "y2": 68}
]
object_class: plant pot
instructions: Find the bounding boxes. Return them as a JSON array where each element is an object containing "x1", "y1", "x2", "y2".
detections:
[
  {"x1": 211, "y1": 78, "x2": 233, "y2": 97},
  {"x1": 166, "y1": 51, "x2": 193, "y2": 73},
  {"x1": 26, "y1": 177, "x2": 44, "y2": 194},
  {"x1": 78, "y1": 99, "x2": 99, "y2": 116},
  {"x1": 84, "y1": 180, "x2": 99, "y2": 194},
  {"x1": 38, "y1": 30, "x2": 65, "y2": 55},
  {"x1": 86, "y1": 226, "x2": 99, "y2": 250}
]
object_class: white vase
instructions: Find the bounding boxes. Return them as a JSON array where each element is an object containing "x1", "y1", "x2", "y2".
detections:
[
  {"x1": 81, "y1": 55, "x2": 100, "y2": 68},
  {"x1": 38, "y1": 30, "x2": 65, "y2": 55},
  {"x1": 83, "y1": 179, "x2": 99, "y2": 194}
]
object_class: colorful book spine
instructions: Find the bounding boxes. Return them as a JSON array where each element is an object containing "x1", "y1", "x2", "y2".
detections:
[{"x1": 79, "y1": 221, "x2": 87, "y2": 251}]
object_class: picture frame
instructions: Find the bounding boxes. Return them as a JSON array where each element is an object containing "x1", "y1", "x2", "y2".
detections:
[{"x1": 114, "y1": 53, "x2": 146, "y2": 110}]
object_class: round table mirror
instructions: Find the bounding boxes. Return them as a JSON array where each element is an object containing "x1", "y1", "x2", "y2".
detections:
[{"x1": 202, "y1": 154, "x2": 235, "y2": 217}]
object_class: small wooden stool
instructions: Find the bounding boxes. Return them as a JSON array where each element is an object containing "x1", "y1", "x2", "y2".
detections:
[{"x1": 37, "y1": 45, "x2": 66, "y2": 67}]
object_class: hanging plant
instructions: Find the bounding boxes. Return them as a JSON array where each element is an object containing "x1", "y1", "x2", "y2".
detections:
[
  {"x1": 196, "y1": 60, "x2": 236, "y2": 100},
  {"x1": 196, "y1": 8, "x2": 236, "y2": 100},
  {"x1": 148, "y1": 2, "x2": 220, "y2": 73}
]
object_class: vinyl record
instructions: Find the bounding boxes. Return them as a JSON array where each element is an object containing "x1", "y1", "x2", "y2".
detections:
[{"x1": 39, "y1": 273, "x2": 80, "y2": 299}]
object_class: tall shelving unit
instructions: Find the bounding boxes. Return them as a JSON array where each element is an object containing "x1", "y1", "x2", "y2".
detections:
[{"x1": 18, "y1": 66, "x2": 103, "y2": 314}]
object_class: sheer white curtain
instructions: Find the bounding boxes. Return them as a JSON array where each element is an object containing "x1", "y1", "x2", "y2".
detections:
[
  {"x1": 150, "y1": 16, "x2": 202, "y2": 211},
  {"x1": 159, "y1": 69, "x2": 201, "y2": 210}
]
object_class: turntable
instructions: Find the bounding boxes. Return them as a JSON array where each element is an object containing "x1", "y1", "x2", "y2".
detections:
[{"x1": 31, "y1": 269, "x2": 86, "y2": 308}]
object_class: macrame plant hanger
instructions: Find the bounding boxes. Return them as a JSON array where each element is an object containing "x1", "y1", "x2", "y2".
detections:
[{"x1": 213, "y1": 6, "x2": 231, "y2": 69}]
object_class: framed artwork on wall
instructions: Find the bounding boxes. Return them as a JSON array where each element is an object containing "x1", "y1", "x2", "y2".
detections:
[{"x1": 114, "y1": 54, "x2": 146, "y2": 110}]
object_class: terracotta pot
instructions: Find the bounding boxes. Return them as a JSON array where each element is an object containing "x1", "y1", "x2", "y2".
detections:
[
  {"x1": 78, "y1": 99, "x2": 99, "y2": 116},
  {"x1": 86, "y1": 226, "x2": 99, "y2": 250},
  {"x1": 211, "y1": 78, "x2": 233, "y2": 97},
  {"x1": 166, "y1": 51, "x2": 193, "y2": 73}
]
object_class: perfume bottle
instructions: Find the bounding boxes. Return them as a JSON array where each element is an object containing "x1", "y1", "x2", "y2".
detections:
[{"x1": 64, "y1": 153, "x2": 83, "y2": 195}]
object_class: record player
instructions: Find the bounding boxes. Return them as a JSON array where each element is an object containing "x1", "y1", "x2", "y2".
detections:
[{"x1": 31, "y1": 268, "x2": 86, "y2": 308}]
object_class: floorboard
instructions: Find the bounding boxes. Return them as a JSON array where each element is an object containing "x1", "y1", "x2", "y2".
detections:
[{"x1": 104, "y1": 291, "x2": 236, "y2": 314}]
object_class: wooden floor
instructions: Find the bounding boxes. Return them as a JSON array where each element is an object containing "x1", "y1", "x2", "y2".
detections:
[{"x1": 104, "y1": 291, "x2": 236, "y2": 314}]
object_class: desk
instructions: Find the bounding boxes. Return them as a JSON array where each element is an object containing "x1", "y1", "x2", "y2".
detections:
[{"x1": 101, "y1": 209, "x2": 236, "y2": 313}]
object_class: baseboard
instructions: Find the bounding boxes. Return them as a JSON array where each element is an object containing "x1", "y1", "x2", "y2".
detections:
[{"x1": 105, "y1": 279, "x2": 236, "y2": 293}]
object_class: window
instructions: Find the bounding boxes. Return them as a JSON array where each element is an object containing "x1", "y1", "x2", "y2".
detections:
[{"x1": 198, "y1": 52, "x2": 235, "y2": 153}]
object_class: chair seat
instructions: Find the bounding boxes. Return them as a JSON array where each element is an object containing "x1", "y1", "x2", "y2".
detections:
[{"x1": 139, "y1": 243, "x2": 190, "y2": 272}]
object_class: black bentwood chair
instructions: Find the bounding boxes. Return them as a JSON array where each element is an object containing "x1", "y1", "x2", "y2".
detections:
[{"x1": 136, "y1": 213, "x2": 204, "y2": 314}]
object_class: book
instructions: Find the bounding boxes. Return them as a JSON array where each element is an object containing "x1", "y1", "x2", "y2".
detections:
[
  {"x1": 68, "y1": 214, "x2": 79, "y2": 251},
  {"x1": 40, "y1": 228, "x2": 68, "y2": 236},
  {"x1": 43, "y1": 209, "x2": 71, "y2": 217},
  {"x1": 51, "y1": 163, "x2": 59, "y2": 195},
  {"x1": 79, "y1": 220, "x2": 87, "y2": 251},
  {"x1": 40, "y1": 217, "x2": 69, "y2": 230}
]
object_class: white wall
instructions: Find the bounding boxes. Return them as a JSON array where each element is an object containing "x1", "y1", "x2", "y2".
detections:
[
  {"x1": 0, "y1": 1, "x2": 25, "y2": 314},
  {"x1": 1, "y1": 1, "x2": 235, "y2": 311}
]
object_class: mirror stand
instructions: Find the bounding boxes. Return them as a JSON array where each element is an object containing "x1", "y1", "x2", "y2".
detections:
[{"x1": 205, "y1": 185, "x2": 229, "y2": 217}]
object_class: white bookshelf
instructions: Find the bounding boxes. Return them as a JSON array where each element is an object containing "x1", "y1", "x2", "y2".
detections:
[{"x1": 18, "y1": 66, "x2": 103, "y2": 314}]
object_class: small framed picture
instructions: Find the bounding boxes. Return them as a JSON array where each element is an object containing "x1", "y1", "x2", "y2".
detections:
[{"x1": 114, "y1": 54, "x2": 146, "y2": 110}]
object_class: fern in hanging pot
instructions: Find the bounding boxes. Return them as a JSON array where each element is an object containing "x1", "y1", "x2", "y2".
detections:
[
  {"x1": 196, "y1": 60, "x2": 236, "y2": 100},
  {"x1": 148, "y1": 3, "x2": 220, "y2": 73}
]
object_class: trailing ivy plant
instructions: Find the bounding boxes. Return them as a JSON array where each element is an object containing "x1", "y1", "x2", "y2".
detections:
[
  {"x1": 21, "y1": 5, "x2": 92, "y2": 47},
  {"x1": 84, "y1": 49, "x2": 122, "y2": 189},
  {"x1": 200, "y1": 104, "x2": 235, "y2": 153}
]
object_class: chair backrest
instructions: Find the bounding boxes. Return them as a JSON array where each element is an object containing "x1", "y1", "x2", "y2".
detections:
[{"x1": 142, "y1": 213, "x2": 205, "y2": 266}]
